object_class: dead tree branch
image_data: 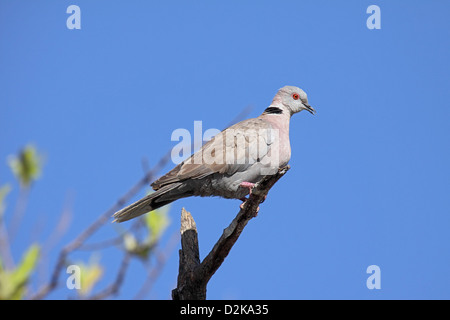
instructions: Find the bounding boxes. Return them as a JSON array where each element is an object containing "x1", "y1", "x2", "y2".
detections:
[
  {"x1": 172, "y1": 165, "x2": 290, "y2": 300},
  {"x1": 88, "y1": 252, "x2": 131, "y2": 300}
]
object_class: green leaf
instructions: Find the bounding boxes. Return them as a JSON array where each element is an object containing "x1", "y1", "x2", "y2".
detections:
[
  {"x1": 8, "y1": 145, "x2": 42, "y2": 187},
  {"x1": 77, "y1": 257, "x2": 103, "y2": 297},
  {"x1": 120, "y1": 206, "x2": 171, "y2": 259},
  {"x1": 123, "y1": 232, "x2": 138, "y2": 253},
  {"x1": 11, "y1": 244, "x2": 40, "y2": 290},
  {"x1": 0, "y1": 244, "x2": 40, "y2": 300},
  {"x1": 144, "y1": 205, "x2": 170, "y2": 244},
  {"x1": 122, "y1": 232, "x2": 154, "y2": 260}
]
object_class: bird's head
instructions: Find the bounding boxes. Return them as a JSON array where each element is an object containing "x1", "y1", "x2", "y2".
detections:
[{"x1": 272, "y1": 86, "x2": 315, "y2": 116}]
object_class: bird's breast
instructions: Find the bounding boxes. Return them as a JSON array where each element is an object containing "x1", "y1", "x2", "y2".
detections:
[{"x1": 262, "y1": 115, "x2": 292, "y2": 167}]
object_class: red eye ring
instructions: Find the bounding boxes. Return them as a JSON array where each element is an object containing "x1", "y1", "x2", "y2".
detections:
[{"x1": 292, "y1": 93, "x2": 300, "y2": 100}]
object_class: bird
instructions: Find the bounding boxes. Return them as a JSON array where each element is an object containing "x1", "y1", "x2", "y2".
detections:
[{"x1": 113, "y1": 86, "x2": 315, "y2": 222}]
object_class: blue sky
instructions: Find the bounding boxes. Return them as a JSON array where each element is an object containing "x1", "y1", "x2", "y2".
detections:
[{"x1": 1, "y1": 1, "x2": 449, "y2": 299}]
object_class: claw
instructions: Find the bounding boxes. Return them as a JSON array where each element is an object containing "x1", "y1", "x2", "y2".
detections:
[{"x1": 238, "y1": 182, "x2": 264, "y2": 216}]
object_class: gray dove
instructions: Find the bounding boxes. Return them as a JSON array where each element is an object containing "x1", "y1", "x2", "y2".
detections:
[{"x1": 113, "y1": 86, "x2": 315, "y2": 222}]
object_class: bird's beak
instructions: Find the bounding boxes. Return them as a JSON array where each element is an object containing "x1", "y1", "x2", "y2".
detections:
[{"x1": 304, "y1": 104, "x2": 316, "y2": 115}]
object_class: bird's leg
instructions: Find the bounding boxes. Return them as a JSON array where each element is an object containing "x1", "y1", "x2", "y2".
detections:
[
  {"x1": 239, "y1": 182, "x2": 261, "y2": 216},
  {"x1": 239, "y1": 181, "x2": 255, "y2": 210},
  {"x1": 239, "y1": 181, "x2": 255, "y2": 195}
]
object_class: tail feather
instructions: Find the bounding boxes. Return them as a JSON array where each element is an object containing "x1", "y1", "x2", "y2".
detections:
[
  {"x1": 112, "y1": 183, "x2": 183, "y2": 223},
  {"x1": 112, "y1": 195, "x2": 153, "y2": 223}
]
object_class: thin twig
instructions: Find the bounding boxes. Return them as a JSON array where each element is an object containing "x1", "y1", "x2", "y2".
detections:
[
  {"x1": 0, "y1": 211, "x2": 14, "y2": 270},
  {"x1": 88, "y1": 252, "x2": 131, "y2": 300},
  {"x1": 9, "y1": 186, "x2": 30, "y2": 244},
  {"x1": 31, "y1": 165, "x2": 164, "y2": 300},
  {"x1": 134, "y1": 231, "x2": 179, "y2": 299},
  {"x1": 31, "y1": 106, "x2": 252, "y2": 300}
]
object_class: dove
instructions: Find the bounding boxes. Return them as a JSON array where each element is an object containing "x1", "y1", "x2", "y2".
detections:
[{"x1": 113, "y1": 86, "x2": 315, "y2": 222}]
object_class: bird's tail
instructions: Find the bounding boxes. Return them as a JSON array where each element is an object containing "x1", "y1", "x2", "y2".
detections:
[{"x1": 112, "y1": 184, "x2": 179, "y2": 223}]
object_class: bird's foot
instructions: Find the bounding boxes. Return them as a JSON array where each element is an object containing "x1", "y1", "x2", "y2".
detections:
[
  {"x1": 238, "y1": 182, "x2": 266, "y2": 216},
  {"x1": 239, "y1": 181, "x2": 255, "y2": 195},
  {"x1": 239, "y1": 196, "x2": 260, "y2": 217},
  {"x1": 239, "y1": 197, "x2": 247, "y2": 210}
]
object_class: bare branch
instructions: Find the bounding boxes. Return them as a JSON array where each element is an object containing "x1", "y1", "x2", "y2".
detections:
[
  {"x1": 172, "y1": 208, "x2": 204, "y2": 300},
  {"x1": 31, "y1": 163, "x2": 165, "y2": 300},
  {"x1": 30, "y1": 106, "x2": 253, "y2": 300},
  {"x1": 88, "y1": 252, "x2": 131, "y2": 300},
  {"x1": 172, "y1": 165, "x2": 290, "y2": 300},
  {"x1": 134, "y1": 231, "x2": 179, "y2": 299}
]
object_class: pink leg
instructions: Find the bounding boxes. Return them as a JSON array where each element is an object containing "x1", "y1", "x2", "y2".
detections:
[
  {"x1": 240, "y1": 181, "x2": 255, "y2": 195},
  {"x1": 239, "y1": 182, "x2": 261, "y2": 215}
]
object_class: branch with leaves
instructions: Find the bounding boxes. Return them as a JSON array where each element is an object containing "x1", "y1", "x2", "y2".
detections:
[
  {"x1": 0, "y1": 144, "x2": 175, "y2": 300},
  {"x1": 0, "y1": 145, "x2": 42, "y2": 299},
  {"x1": 31, "y1": 161, "x2": 174, "y2": 300},
  {"x1": 1, "y1": 107, "x2": 254, "y2": 300}
]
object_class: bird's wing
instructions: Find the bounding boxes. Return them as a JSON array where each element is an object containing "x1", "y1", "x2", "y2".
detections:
[{"x1": 151, "y1": 118, "x2": 275, "y2": 190}]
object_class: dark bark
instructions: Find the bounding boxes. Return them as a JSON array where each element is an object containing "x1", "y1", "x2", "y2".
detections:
[
  {"x1": 172, "y1": 165, "x2": 290, "y2": 300},
  {"x1": 172, "y1": 208, "x2": 205, "y2": 300}
]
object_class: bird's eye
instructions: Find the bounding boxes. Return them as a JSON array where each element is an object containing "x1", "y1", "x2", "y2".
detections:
[{"x1": 292, "y1": 93, "x2": 300, "y2": 100}]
